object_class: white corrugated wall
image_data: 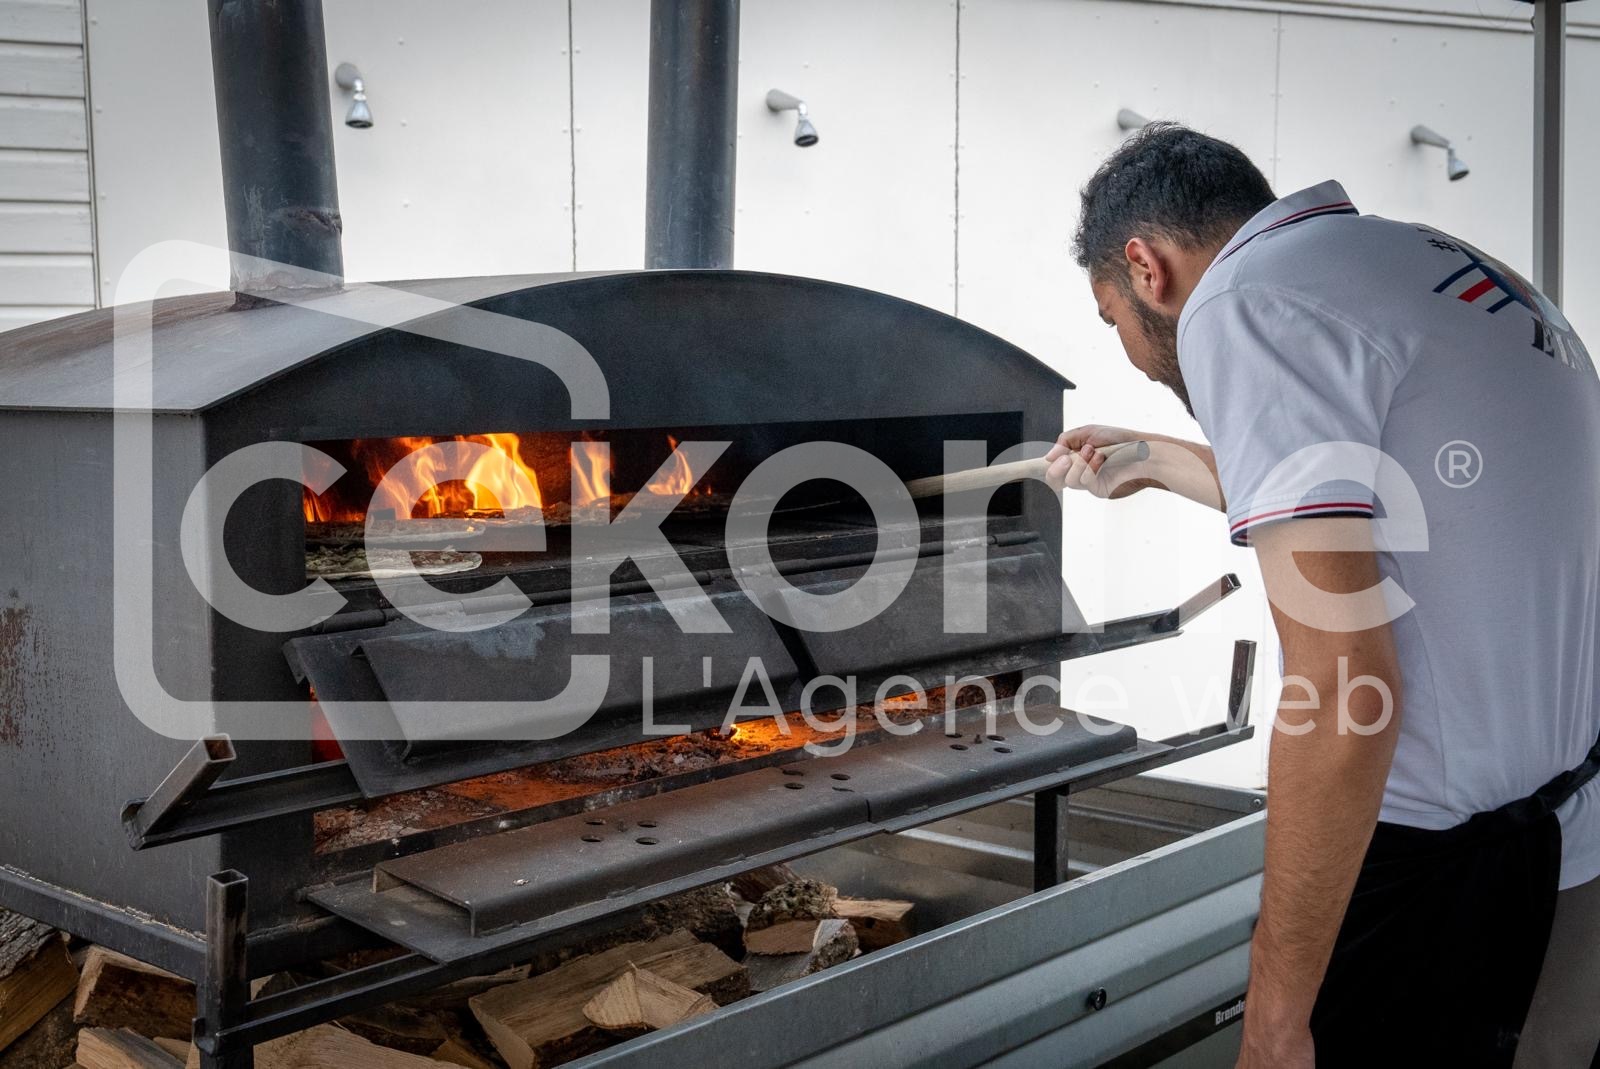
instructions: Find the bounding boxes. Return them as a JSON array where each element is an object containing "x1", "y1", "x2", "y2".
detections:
[{"x1": 0, "y1": 0, "x2": 93, "y2": 332}]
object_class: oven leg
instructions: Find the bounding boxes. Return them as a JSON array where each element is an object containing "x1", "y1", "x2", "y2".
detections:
[
  {"x1": 196, "y1": 870, "x2": 254, "y2": 1069},
  {"x1": 1032, "y1": 786, "x2": 1072, "y2": 890}
]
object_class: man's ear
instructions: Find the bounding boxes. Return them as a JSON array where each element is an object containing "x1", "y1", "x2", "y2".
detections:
[{"x1": 1123, "y1": 238, "x2": 1171, "y2": 305}]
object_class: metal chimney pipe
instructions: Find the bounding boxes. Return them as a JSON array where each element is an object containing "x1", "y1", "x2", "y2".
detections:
[
  {"x1": 643, "y1": 0, "x2": 739, "y2": 269},
  {"x1": 208, "y1": 0, "x2": 344, "y2": 293}
]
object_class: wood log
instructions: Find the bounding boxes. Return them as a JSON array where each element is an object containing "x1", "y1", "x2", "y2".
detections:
[
  {"x1": 335, "y1": 1002, "x2": 458, "y2": 1056},
  {"x1": 0, "y1": 913, "x2": 77, "y2": 1055},
  {"x1": 834, "y1": 898, "x2": 915, "y2": 951},
  {"x1": 525, "y1": 885, "x2": 744, "y2": 975},
  {"x1": 728, "y1": 864, "x2": 801, "y2": 903},
  {"x1": 743, "y1": 919, "x2": 825, "y2": 956},
  {"x1": 0, "y1": 996, "x2": 77, "y2": 1069},
  {"x1": 149, "y1": 1039, "x2": 190, "y2": 1063},
  {"x1": 73, "y1": 947, "x2": 195, "y2": 1040},
  {"x1": 431, "y1": 1036, "x2": 497, "y2": 1069},
  {"x1": 743, "y1": 919, "x2": 859, "y2": 994},
  {"x1": 252, "y1": 1024, "x2": 445, "y2": 1069},
  {"x1": 581, "y1": 965, "x2": 714, "y2": 1033},
  {"x1": 744, "y1": 878, "x2": 838, "y2": 956},
  {"x1": 74, "y1": 1028, "x2": 182, "y2": 1069},
  {"x1": 470, "y1": 930, "x2": 745, "y2": 1069}
]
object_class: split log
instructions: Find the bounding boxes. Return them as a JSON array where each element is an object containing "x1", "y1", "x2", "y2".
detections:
[
  {"x1": 744, "y1": 878, "x2": 838, "y2": 956},
  {"x1": 0, "y1": 997, "x2": 77, "y2": 1069},
  {"x1": 149, "y1": 1039, "x2": 190, "y2": 1063},
  {"x1": 73, "y1": 947, "x2": 196, "y2": 1040},
  {"x1": 834, "y1": 898, "x2": 915, "y2": 951},
  {"x1": 0, "y1": 913, "x2": 77, "y2": 1055},
  {"x1": 728, "y1": 863, "x2": 802, "y2": 903},
  {"x1": 431, "y1": 1036, "x2": 497, "y2": 1069},
  {"x1": 253, "y1": 1024, "x2": 445, "y2": 1068},
  {"x1": 470, "y1": 929, "x2": 745, "y2": 1069},
  {"x1": 581, "y1": 965, "x2": 714, "y2": 1032},
  {"x1": 525, "y1": 885, "x2": 744, "y2": 974},
  {"x1": 332, "y1": 999, "x2": 460, "y2": 1056},
  {"x1": 743, "y1": 919, "x2": 859, "y2": 994},
  {"x1": 75, "y1": 1027, "x2": 183, "y2": 1069}
]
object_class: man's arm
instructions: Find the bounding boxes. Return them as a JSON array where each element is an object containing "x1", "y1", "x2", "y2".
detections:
[
  {"x1": 1045, "y1": 425, "x2": 1225, "y2": 511},
  {"x1": 1237, "y1": 518, "x2": 1403, "y2": 1068}
]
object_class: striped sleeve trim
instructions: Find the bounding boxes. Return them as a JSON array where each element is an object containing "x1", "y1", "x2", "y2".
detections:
[{"x1": 1228, "y1": 500, "x2": 1376, "y2": 547}]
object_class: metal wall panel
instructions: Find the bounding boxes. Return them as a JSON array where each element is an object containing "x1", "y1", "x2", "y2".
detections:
[
  {"x1": 0, "y1": 95, "x2": 84, "y2": 149},
  {"x1": 0, "y1": 0, "x2": 80, "y2": 45},
  {"x1": 0, "y1": 147, "x2": 85, "y2": 199},
  {"x1": 571, "y1": 0, "x2": 648, "y2": 271},
  {"x1": 0, "y1": 41, "x2": 83, "y2": 95},
  {"x1": 734, "y1": 0, "x2": 957, "y2": 312},
  {"x1": 320, "y1": 0, "x2": 573, "y2": 281},
  {"x1": 1277, "y1": 15, "x2": 1535, "y2": 275},
  {"x1": 83, "y1": 0, "x2": 226, "y2": 302},
  {"x1": 0, "y1": 201, "x2": 89, "y2": 251},
  {"x1": 0, "y1": 0, "x2": 89, "y2": 334},
  {"x1": 0, "y1": 252, "x2": 90, "y2": 302}
]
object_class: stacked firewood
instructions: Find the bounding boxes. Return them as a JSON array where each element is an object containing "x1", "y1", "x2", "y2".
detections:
[{"x1": 0, "y1": 872, "x2": 913, "y2": 1069}]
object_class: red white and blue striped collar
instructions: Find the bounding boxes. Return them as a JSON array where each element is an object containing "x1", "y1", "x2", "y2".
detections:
[{"x1": 1212, "y1": 180, "x2": 1358, "y2": 266}]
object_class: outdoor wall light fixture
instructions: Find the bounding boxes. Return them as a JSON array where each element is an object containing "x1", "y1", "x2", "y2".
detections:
[
  {"x1": 334, "y1": 62, "x2": 373, "y2": 129},
  {"x1": 766, "y1": 89, "x2": 818, "y2": 147},
  {"x1": 1410, "y1": 124, "x2": 1469, "y2": 181},
  {"x1": 1116, "y1": 108, "x2": 1149, "y2": 132}
]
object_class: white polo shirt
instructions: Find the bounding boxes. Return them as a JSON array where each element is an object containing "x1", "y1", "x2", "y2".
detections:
[{"x1": 1178, "y1": 181, "x2": 1600, "y2": 888}]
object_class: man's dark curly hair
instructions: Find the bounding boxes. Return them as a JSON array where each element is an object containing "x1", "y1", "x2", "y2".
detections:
[{"x1": 1071, "y1": 122, "x2": 1275, "y2": 284}]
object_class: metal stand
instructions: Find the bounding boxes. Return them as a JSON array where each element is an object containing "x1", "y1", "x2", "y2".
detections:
[
  {"x1": 1532, "y1": 0, "x2": 1565, "y2": 306},
  {"x1": 196, "y1": 871, "x2": 252, "y2": 1069},
  {"x1": 1033, "y1": 785, "x2": 1072, "y2": 890},
  {"x1": 1031, "y1": 638, "x2": 1258, "y2": 892}
]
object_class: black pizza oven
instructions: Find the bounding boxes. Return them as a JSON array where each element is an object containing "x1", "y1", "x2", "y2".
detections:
[{"x1": 0, "y1": 268, "x2": 1251, "y2": 1064}]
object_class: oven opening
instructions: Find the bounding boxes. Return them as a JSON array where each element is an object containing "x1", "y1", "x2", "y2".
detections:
[
  {"x1": 311, "y1": 674, "x2": 1021, "y2": 856},
  {"x1": 301, "y1": 413, "x2": 1025, "y2": 583}
]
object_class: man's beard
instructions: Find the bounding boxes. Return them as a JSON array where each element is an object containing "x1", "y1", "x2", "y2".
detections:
[{"x1": 1128, "y1": 295, "x2": 1190, "y2": 417}]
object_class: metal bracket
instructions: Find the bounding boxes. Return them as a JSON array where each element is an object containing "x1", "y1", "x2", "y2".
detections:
[{"x1": 121, "y1": 736, "x2": 237, "y2": 848}]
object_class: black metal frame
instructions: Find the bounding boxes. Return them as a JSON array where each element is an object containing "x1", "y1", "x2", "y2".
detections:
[{"x1": 188, "y1": 649, "x2": 1254, "y2": 1068}]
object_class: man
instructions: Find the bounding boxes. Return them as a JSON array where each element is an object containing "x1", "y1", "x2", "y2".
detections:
[{"x1": 1046, "y1": 124, "x2": 1600, "y2": 1067}]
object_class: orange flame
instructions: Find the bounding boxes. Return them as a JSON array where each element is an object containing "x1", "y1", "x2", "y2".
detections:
[
  {"x1": 303, "y1": 434, "x2": 545, "y2": 522},
  {"x1": 645, "y1": 436, "x2": 695, "y2": 497},
  {"x1": 302, "y1": 432, "x2": 710, "y2": 524},
  {"x1": 570, "y1": 443, "x2": 612, "y2": 506}
]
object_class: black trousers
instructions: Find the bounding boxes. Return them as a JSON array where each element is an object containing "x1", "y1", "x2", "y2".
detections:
[
  {"x1": 1309, "y1": 732, "x2": 1600, "y2": 1067},
  {"x1": 1309, "y1": 808, "x2": 1562, "y2": 1067}
]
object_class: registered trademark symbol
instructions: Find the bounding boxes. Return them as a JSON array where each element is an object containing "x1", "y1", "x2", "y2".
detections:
[{"x1": 1435, "y1": 440, "x2": 1482, "y2": 488}]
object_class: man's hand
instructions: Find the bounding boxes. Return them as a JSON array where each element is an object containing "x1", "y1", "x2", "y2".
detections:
[
  {"x1": 1045, "y1": 425, "x2": 1226, "y2": 510},
  {"x1": 1044, "y1": 425, "x2": 1152, "y2": 498}
]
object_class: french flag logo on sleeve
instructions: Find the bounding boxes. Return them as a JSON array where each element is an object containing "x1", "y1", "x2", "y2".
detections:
[{"x1": 1434, "y1": 261, "x2": 1521, "y2": 313}]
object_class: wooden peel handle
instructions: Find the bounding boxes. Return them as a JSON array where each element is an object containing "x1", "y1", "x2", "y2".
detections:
[{"x1": 903, "y1": 440, "x2": 1149, "y2": 499}]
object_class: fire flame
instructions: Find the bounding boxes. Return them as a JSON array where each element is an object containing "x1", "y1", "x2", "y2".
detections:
[
  {"x1": 570, "y1": 441, "x2": 612, "y2": 505},
  {"x1": 645, "y1": 436, "x2": 693, "y2": 497},
  {"x1": 302, "y1": 434, "x2": 549, "y2": 523},
  {"x1": 302, "y1": 432, "x2": 710, "y2": 524}
]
